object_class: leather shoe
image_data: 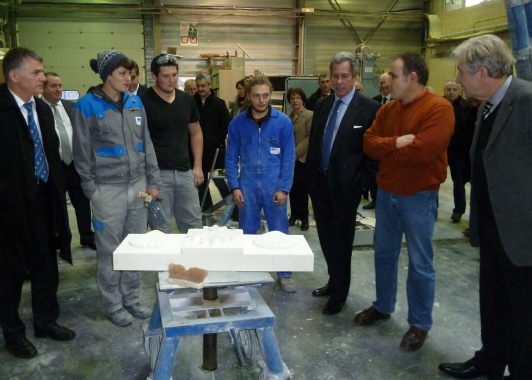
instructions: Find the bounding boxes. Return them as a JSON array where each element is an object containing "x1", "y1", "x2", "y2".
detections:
[
  {"x1": 438, "y1": 361, "x2": 503, "y2": 379},
  {"x1": 312, "y1": 283, "x2": 331, "y2": 297},
  {"x1": 35, "y1": 322, "x2": 76, "y2": 341},
  {"x1": 322, "y1": 299, "x2": 345, "y2": 315},
  {"x1": 300, "y1": 221, "x2": 309, "y2": 231},
  {"x1": 6, "y1": 337, "x2": 38, "y2": 359},
  {"x1": 288, "y1": 216, "x2": 297, "y2": 226},
  {"x1": 399, "y1": 326, "x2": 428, "y2": 352},
  {"x1": 353, "y1": 306, "x2": 390, "y2": 326},
  {"x1": 362, "y1": 200, "x2": 376, "y2": 210}
]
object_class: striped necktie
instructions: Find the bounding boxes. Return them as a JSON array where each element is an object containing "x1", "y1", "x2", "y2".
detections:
[
  {"x1": 23, "y1": 103, "x2": 48, "y2": 182},
  {"x1": 482, "y1": 101, "x2": 493, "y2": 120}
]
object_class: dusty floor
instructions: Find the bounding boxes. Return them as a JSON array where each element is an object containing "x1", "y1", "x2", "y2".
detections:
[{"x1": 0, "y1": 174, "x2": 487, "y2": 380}]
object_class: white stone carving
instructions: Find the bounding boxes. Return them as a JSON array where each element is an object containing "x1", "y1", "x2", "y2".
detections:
[
  {"x1": 252, "y1": 231, "x2": 300, "y2": 250},
  {"x1": 129, "y1": 230, "x2": 177, "y2": 249}
]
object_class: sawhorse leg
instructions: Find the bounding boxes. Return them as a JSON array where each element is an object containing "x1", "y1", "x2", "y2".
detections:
[{"x1": 256, "y1": 327, "x2": 291, "y2": 379}]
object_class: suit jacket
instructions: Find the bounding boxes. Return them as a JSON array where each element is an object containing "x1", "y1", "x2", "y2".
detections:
[
  {"x1": 0, "y1": 84, "x2": 72, "y2": 270},
  {"x1": 469, "y1": 77, "x2": 532, "y2": 266},
  {"x1": 305, "y1": 92, "x2": 380, "y2": 213}
]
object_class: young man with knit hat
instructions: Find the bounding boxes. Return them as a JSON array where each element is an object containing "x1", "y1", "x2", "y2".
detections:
[
  {"x1": 354, "y1": 52, "x2": 454, "y2": 352},
  {"x1": 71, "y1": 50, "x2": 161, "y2": 327}
]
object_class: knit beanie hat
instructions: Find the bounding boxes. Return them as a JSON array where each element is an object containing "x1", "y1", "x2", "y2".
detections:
[{"x1": 89, "y1": 50, "x2": 127, "y2": 82}]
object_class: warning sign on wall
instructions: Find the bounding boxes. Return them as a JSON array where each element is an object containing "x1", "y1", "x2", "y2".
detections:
[{"x1": 180, "y1": 22, "x2": 199, "y2": 46}]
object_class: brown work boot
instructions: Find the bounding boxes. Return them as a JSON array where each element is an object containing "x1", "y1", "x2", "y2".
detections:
[
  {"x1": 399, "y1": 326, "x2": 428, "y2": 352},
  {"x1": 353, "y1": 306, "x2": 390, "y2": 326}
]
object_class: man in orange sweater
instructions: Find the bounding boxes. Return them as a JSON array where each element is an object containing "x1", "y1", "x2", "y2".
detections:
[{"x1": 354, "y1": 52, "x2": 454, "y2": 352}]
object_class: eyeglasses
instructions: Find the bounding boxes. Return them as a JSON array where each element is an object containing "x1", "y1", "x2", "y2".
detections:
[
  {"x1": 290, "y1": 97, "x2": 302, "y2": 101},
  {"x1": 155, "y1": 54, "x2": 179, "y2": 65}
]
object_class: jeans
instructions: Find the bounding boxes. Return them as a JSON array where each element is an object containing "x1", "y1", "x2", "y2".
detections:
[{"x1": 373, "y1": 188, "x2": 438, "y2": 331}]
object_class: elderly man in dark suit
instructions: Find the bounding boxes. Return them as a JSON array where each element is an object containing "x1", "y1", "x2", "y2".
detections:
[
  {"x1": 0, "y1": 47, "x2": 75, "y2": 359},
  {"x1": 305, "y1": 52, "x2": 379, "y2": 315},
  {"x1": 438, "y1": 34, "x2": 532, "y2": 380},
  {"x1": 42, "y1": 72, "x2": 95, "y2": 251}
]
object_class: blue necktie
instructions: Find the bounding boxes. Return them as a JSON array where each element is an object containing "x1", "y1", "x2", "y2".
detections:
[
  {"x1": 23, "y1": 103, "x2": 48, "y2": 182},
  {"x1": 320, "y1": 99, "x2": 342, "y2": 171}
]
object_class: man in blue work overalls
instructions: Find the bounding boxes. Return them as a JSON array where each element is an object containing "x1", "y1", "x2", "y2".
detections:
[{"x1": 225, "y1": 75, "x2": 296, "y2": 293}]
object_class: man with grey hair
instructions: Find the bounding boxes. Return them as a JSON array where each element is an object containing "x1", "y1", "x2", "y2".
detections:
[
  {"x1": 194, "y1": 73, "x2": 232, "y2": 211},
  {"x1": 305, "y1": 52, "x2": 379, "y2": 314},
  {"x1": 0, "y1": 47, "x2": 75, "y2": 358},
  {"x1": 357, "y1": 52, "x2": 454, "y2": 352},
  {"x1": 439, "y1": 34, "x2": 532, "y2": 380}
]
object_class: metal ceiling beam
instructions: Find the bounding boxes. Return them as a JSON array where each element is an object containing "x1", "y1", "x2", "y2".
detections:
[{"x1": 9, "y1": 3, "x2": 424, "y2": 21}]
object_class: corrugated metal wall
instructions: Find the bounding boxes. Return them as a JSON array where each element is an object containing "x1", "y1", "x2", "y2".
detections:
[
  {"x1": 156, "y1": 0, "x2": 425, "y2": 82},
  {"x1": 159, "y1": 14, "x2": 296, "y2": 77}
]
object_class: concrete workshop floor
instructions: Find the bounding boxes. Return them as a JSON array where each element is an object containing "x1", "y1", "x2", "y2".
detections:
[{"x1": 1, "y1": 172, "x2": 485, "y2": 380}]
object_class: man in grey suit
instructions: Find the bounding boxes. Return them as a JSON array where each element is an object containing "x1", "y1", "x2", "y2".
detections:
[
  {"x1": 439, "y1": 34, "x2": 532, "y2": 380},
  {"x1": 305, "y1": 52, "x2": 379, "y2": 315}
]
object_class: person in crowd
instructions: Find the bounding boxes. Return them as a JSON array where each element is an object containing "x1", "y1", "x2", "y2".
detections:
[
  {"x1": 42, "y1": 71, "x2": 95, "y2": 251},
  {"x1": 373, "y1": 73, "x2": 392, "y2": 105},
  {"x1": 0, "y1": 47, "x2": 75, "y2": 359},
  {"x1": 194, "y1": 73, "x2": 232, "y2": 211},
  {"x1": 355, "y1": 52, "x2": 454, "y2": 352},
  {"x1": 184, "y1": 78, "x2": 197, "y2": 96},
  {"x1": 305, "y1": 72, "x2": 333, "y2": 111},
  {"x1": 355, "y1": 81, "x2": 364, "y2": 93},
  {"x1": 229, "y1": 78, "x2": 247, "y2": 118},
  {"x1": 286, "y1": 87, "x2": 312, "y2": 231},
  {"x1": 140, "y1": 54, "x2": 203, "y2": 233},
  {"x1": 438, "y1": 34, "x2": 532, "y2": 380},
  {"x1": 225, "y1": 75, "x2": 296, "y2": 293},
  {"x1": 128, "y1": 60, "x2": 147, "y2": 96},
  {"x1": 305, "y1": 52, "x2": 379, "y2": 315},
  {"x1": 443, "y1": 80, "x2": 471, "y2": 223},
  {"x1": 72, "y1": 50, "x2": 161, "y2": 327},
  {"x1": 363, "y1": 72, "x2": 394, "y2": 211}
]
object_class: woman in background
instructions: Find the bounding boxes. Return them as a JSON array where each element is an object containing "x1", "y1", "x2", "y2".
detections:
[{"x1": 287, "y1": 87, "x2": 312, "y2": 231}]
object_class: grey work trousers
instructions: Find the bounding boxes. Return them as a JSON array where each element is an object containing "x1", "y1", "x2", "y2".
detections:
[
  {"x1": 149, "y1": 169, "x2": 202, "y2": 233},
  {"x1": 91, "y1": 178, "x2": 147, "y2": 314}
]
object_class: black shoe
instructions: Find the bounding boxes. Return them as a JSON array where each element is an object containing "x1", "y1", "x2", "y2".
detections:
[
  {"x1": 82, "y1": 241, "x2": 96, "y2": 250},
  {"x1": 322, "y1": 299, "x2": 345, "y2": 315},
  {"x1": 35, "y1": 322, "x2": 76, "y2": 341},
  {"x1": 6, "y1": 337, "x2": 38, "y2": 359},
  {"x1": 362, "y1": 201, "x2": 376, "y2": 210},
  {"x1": 438, "y1": 361, "x2": 503, "y2": 379},
  {"x1": 451, "y1": 212, "x2": 463, "y2": 223},
  {"x1": 288, "y1": 216, "x2": 297, "y2": 226},
  {"x1": 312, "y1": 283, "x2": 331, "y2": 297},
  {"x1": 300, "y1": 221, "x2": 309, "y2": 231}
]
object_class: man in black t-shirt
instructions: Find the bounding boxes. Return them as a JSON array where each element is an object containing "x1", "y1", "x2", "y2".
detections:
[{"x1": 140, "y1": 54, "x2": 203, "y2": 233}]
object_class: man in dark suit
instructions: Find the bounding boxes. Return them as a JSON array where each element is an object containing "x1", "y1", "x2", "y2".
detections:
[
  {"x1": 42, "y1": 72, "x2": 95, "y2": 250},
  {"x1": 372, "y1": 72, "x2": 392, "y2": 105},
  {"x1": 305, "y1": 52, "x2": 379, "y2": 315},
  {"x1": 362, "y1": 72, "x2": 393, "y2": 210},
  {"x1": 439, "y1": 34, "x2": 532, "y2": 380},
  {"x1": 128, "y1": 60, "x2": 147, "y2": 95},
  {"x1": 0, "y1": 47, "x2": 75, "y2": 359},
  {"x1": 443, "y1": 80, "x2": 471, "y2": 224}
]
